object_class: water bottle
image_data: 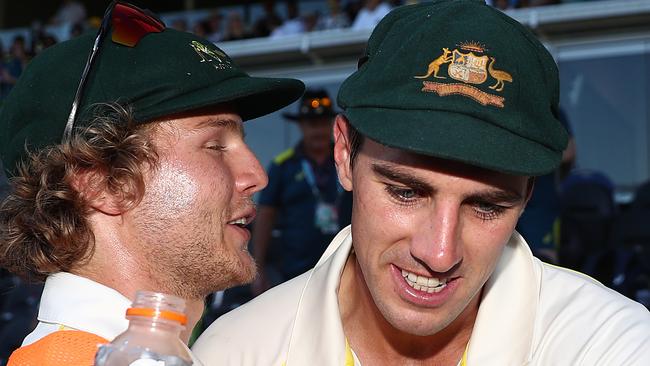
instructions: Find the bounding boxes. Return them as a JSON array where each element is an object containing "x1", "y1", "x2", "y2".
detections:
[{"x1": 95, "y1": 290, "x2": 193, "y2": 366}]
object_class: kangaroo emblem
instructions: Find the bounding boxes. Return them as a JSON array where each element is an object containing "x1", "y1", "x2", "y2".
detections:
[
  {"x1": 487, "y1": 57, "x2": 512, "y2": 92},
  {"x1": 414, "y1": 48, "x2": 453, "y2": 79}
]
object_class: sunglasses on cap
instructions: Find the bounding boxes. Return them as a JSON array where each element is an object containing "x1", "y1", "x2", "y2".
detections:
[{"x1": 62, "y1": 0, "x2": 166, "y2": 142}]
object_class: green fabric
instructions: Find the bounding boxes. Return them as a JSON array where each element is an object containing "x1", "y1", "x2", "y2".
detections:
[
  {"x1": 337, "y1": 0, "x2": 568, "y2": 176},
  {"x1": 0, "y1": 28, "x2": 304, "y2": 176}
]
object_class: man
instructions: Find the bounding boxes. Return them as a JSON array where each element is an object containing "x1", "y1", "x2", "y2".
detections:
[
  {"x1": 0, "y1": 1, "x2": 303, "y2": 364},
  {"x1": 252, "y1": 89, "x2": 352, "y2": 295},
  {"x1": 193, "y1": 1, "x2": 650, "y2": 365}
]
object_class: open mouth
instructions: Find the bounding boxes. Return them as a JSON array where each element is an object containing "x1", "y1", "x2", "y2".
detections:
[
  {"x1": 227, "y1": 209, "x2": 256, "y2": 229},
  {"x1": 227, "y1": 217, "x2": 250, "y2": 228},
  {"x1": 400, "y1": 268, "x2": 448, "y2": 293}
]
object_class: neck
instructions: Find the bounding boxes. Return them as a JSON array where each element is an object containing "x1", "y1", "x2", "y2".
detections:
[
  {"x1": 76, "y1": 215, "x2": 204, "y2": 344},
  {"x1": 338, "y1": 253, "x2": 478, "y2": 365}
]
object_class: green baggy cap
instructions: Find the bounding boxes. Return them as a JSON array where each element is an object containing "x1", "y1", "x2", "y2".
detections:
[
  {"x1": 337, "y1": 0, "x2": 568, "y2": 176},
  {"x1": 0, "y1": 28, "x2": 304, "y2": 176}
]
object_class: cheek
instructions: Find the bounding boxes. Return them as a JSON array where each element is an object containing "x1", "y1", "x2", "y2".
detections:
[
  {"x1": 351, "y1": 181, "x2": 415, "y2": 261},
  {"x1": 462, "y1": 216, "x2": 516, "y2": 270},
  {"x1": 146, "y1": 161, "x2": 201, "y2": 217}
]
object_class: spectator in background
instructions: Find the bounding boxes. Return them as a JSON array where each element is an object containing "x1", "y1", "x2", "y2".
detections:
[
  {"x1": 171, "y1": 18, "x2": 189, "y2": 32},
  {"x1": 251, "y1": 89, "x2": 352, "y2": 296},
  {"x1": 30, "y1": 21, "x2": 59, "y2": 56},
  {"x1": 223, "y1": 11, "x2": 252, "y2": 42},
  {"x1": 1, "y1": 36, "x2": 29, "y2": 100},
  {"x1": 253, "y1": 0, "x2": 283, "y2": 38},
  {"x1": 270, "y1": 0, "x2": 305, "y2": 38},
  {"x1": 70, "y1": 22, "x2": 85, "y2": 38},
  {"x1": 303, "y1": 11, "x2": 320, "y2": 33},
  {"x1": 490, "y1": 0, "x2": 515, "y2": 10},
  {"x1": 193, "y1": 20, "x2": 212, "y2": 38},
  {"x1": 317, "y1": 0, "x2": 351, "y2": 30},
  {"x1": 49, "y1": 0, "x2": 87, "y2": 25},
  {"x1": 351, "y1": 0, "x2": 392, "y2": 31},
  {"x1": 206, "y1": 12, "x2": 225, "y2": 43}
]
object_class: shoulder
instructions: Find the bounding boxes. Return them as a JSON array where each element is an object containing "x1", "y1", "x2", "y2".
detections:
[
  {"x1": 272, "y1": 147, "x2": 296, "y2": 166},
  {"x1": 532, "y1": 262, "x2": 650, "y2": 364},
  {"x1": 192, "y1": 272, "x2": 310, "y2": 365},
  {"x1": 8, "y1": 330, "x2": 107, "y2": 366},
  {"x1": 538, "y1": 262, "x2": 648, "y2": 316}
]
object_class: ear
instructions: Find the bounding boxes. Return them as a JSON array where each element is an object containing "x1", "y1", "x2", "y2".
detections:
[
  {"x1": 69, "y1": 169, "x2": 123, "y2": 216},
  {"x1": 333, "y1": 114, "x2": 353, "y2": 192}
]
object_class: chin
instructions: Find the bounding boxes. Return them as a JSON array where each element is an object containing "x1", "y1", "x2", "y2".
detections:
[
  {"x1": 382, "y1": 304, "x2": 454, "y2": 337},
  {"x1": 395, "y1": 319, "x2": 449, "y2": 337},
  {"x1": 232, "y1": 261, "x2": 258, "y2": 286}
]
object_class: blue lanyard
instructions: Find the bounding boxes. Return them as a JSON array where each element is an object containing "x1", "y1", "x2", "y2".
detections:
[{"x1": 301, "y1": 159, "x2": 343, "y2": 199}]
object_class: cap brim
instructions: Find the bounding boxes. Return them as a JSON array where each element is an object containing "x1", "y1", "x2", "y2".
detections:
[
  {"x1": 136, "y1": 75, "x2": 305, "y2": 123},
  {"x1": 282, "y1": 111, "x2": 338, "y2": 121},
  {"x1": 345, "y1": 107, "x2": 561, "y2": 176}
]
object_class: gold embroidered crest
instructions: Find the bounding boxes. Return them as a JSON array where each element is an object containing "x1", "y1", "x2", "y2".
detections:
[
  {"x1": 414, "y1": 41, "x2": 513, "y2": 108},
  {"x1": 190, "y1": 40, "x2": 233, "y2": 70},
  {"x1": 448, "y1": 50, "x2": 488, "y2": 84}
]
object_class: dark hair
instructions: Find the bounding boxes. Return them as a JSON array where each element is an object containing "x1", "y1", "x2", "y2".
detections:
[{"x1": 347, "y1": 118, "x2": 365, "y2": 168}]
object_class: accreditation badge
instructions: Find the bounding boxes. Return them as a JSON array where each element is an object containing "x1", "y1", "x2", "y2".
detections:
[{"x1": 315, "y1": 200, "x2": 339, "y2": 234}]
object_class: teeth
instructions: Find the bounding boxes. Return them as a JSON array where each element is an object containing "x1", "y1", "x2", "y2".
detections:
[
  {"x1": 228, "y1": 218, "x2": 247, "y2": 225},
  {"x1": 401, "y1": 268, "x2": 447, "y2": 293}
]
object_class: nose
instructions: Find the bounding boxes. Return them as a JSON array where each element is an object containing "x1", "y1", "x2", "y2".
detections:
[
  {"x1": 409, "y1": 202, "x2": 463, "y2": 274},
  {"x1": 234, "y1": 145, "x2": 268, "y2": 196}
]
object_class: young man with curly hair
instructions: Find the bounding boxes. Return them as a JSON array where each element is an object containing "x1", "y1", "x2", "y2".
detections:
[{"x1": 0, "y1": 1, "x2": 303, "y2": 364}]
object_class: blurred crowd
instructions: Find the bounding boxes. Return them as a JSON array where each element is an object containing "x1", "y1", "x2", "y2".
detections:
[{"x1": 0, "y1": 0, "x2": 599, "y2": 102}]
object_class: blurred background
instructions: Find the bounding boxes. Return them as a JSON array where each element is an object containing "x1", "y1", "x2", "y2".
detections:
[{"x1": 1, "y1": 0, "x2": 650, "y2": 361}]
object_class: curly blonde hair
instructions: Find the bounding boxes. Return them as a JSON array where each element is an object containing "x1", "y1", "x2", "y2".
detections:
[{"x1": 0, "y1": 104, "x2": 159, "y2": 281}]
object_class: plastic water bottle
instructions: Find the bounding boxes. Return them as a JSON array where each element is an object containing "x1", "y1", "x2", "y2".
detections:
[{"x1": 94, "y1": 291, "x2": 193, "y2": 366}]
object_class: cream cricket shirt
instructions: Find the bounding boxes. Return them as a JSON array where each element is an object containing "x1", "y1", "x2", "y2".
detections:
[{"x1": 193, "y1": 226, "x2": 650, "y2": 365}]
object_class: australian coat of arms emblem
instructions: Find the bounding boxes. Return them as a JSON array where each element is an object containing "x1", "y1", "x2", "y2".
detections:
[{"x1": 414, "y1": 41, "x2": 512, "y2": 107}]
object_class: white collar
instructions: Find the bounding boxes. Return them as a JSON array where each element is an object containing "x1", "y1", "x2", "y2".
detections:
[
  {"x1": 466, "y1": 232, "x2": 538, "y2": 364},
  {"x1": 285, "y1": 228, "x2": 538, "y2": 365},
  {"x1": 36, "y1": 272, "x2": 131, "y2": 341}
]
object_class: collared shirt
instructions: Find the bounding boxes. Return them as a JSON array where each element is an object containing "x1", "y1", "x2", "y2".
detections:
[
  {"x1": 22, "y1": 272, "x2": 130, "y2": 346},
  {"x1": 22, "y1": 272, "x2": 202, "y2": 364},
  {"x1": 192, "y1": 226, "x2": 650, "y2": 365}
]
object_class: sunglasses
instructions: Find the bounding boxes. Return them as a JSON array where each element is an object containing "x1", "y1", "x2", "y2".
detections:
[{"x1": 62, "y1": 0, "x2": 165, "y2": 142}]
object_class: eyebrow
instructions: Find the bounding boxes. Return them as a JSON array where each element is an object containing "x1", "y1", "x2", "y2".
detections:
[
  {"x1": 464, "y1": 189, "x2": 524, "y2": 205},
  {"x1": 371, "y1": 162, "x2": 434, "y2": 195},
  {"x1": 194, "y1": 117, "x2": 244, "y2": 137},
  {"x1": 371, "y1": 162, "x2": 524, "y2": 204}
]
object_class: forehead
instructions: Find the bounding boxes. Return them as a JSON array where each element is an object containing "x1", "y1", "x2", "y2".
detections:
[
  {"x1": 149, "y1": 104, "x2": 243, "y2": 136},
  {"x1": 358, "y1": 138, "x2": 529, "y2": 191}
]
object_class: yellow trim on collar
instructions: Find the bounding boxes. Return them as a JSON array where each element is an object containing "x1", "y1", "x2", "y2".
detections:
[
  {"x1": 459, "y1": 345, "x2": 468, "y2": 366},
  {"x1": 345, "y1": 338, "x2": 355, "y2": 365}
]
